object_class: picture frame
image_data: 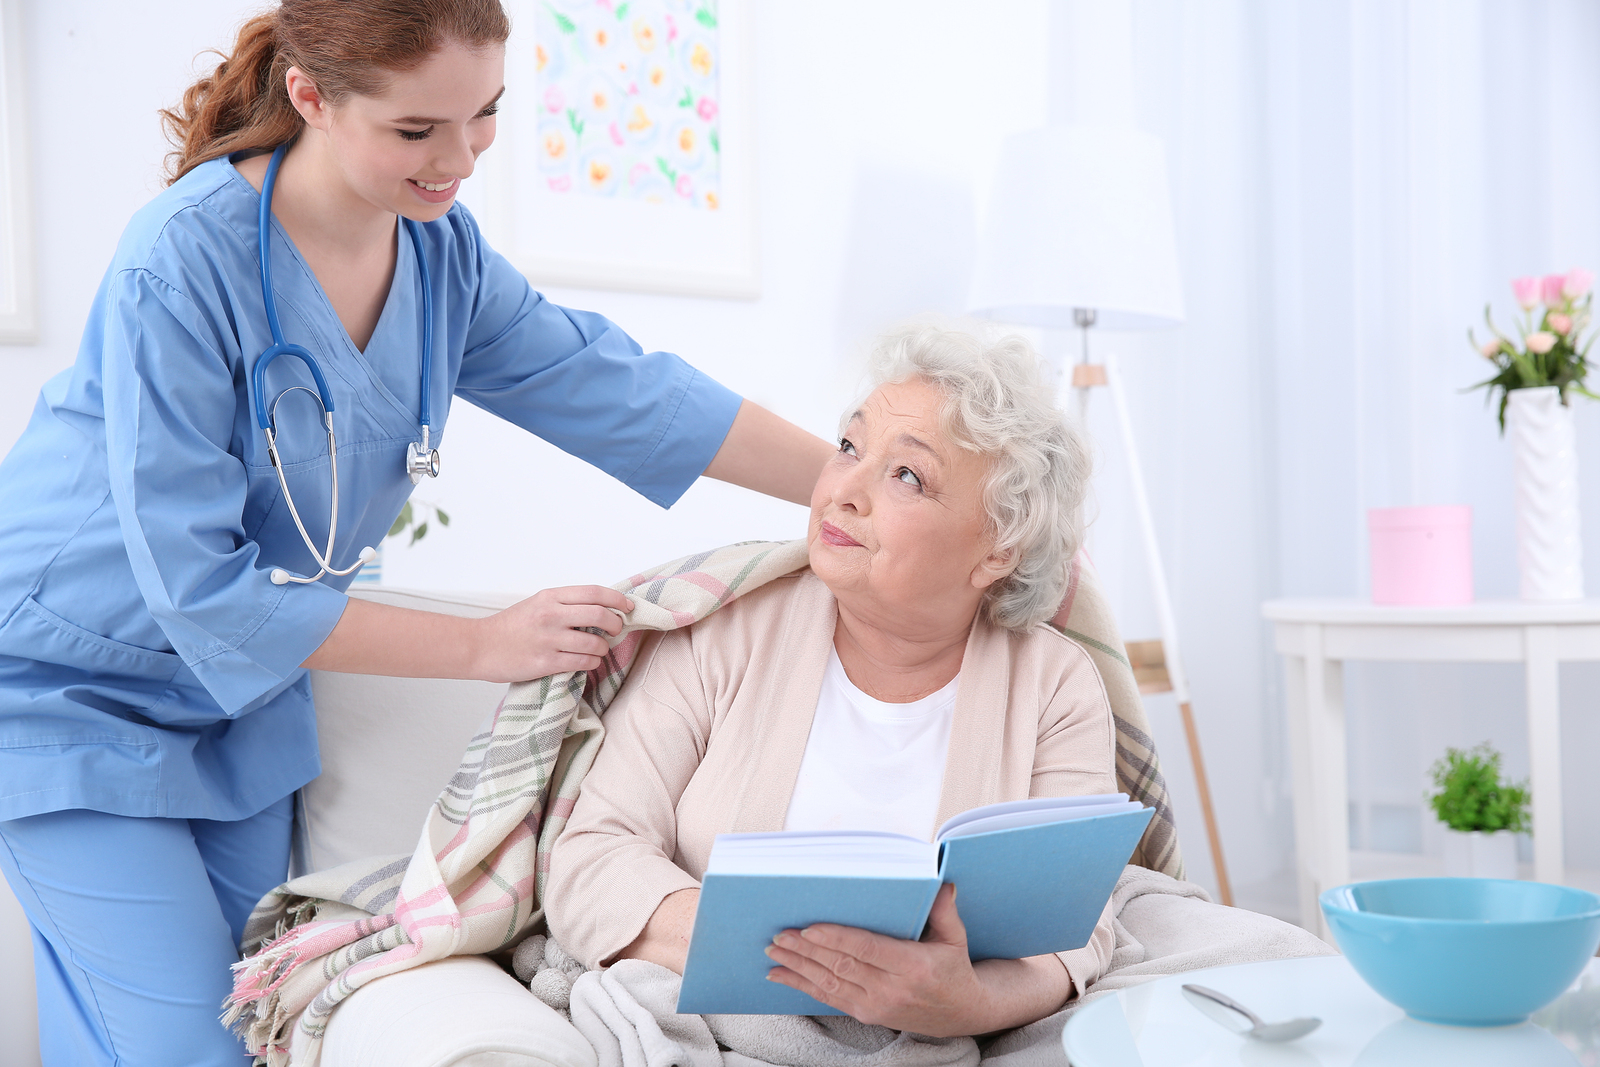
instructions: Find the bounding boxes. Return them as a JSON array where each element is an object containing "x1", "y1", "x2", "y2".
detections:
[
  {"x1": 474, "y1": 0, "x2": 758, "y2": 299},
  {"x1": 0, "y1": 0, "x2": 34, "y2": 342}
]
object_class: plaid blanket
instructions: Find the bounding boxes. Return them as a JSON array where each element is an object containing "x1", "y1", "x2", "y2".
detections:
[{"x1": 224, "y1": 540, "x2": 1181, "y2": 1066}]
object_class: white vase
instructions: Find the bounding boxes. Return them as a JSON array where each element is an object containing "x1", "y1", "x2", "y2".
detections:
[
  {"x1": 1442, "y1": 828, "x2": 1518, "y2": 880},
  {"x1": 1506, "y1": 386, "x2": 1584, "y2": 601},
  {"x1": 349, "y1": 543, "x2": 384, "y2": 586}
]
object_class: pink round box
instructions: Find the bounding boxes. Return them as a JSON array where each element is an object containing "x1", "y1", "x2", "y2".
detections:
[{"x1": 1368, "y1": 506, "x2": 1474, "y2": 606}]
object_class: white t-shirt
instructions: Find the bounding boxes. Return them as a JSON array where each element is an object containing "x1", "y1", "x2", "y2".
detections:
[{"x1": 782, "y1": 647, "x2": 959, "y2": 840}]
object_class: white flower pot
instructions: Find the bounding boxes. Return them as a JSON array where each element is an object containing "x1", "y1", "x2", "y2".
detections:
[
  {"x1": 1506, "y1": 386, "x2": 1584, "y2": 601},
  {"x1": 350, "y1": 544, "x2": 384, "y2": 586},
  {"x1": 1442, "y1": 828, "x2": 1518, "y2": 880}
]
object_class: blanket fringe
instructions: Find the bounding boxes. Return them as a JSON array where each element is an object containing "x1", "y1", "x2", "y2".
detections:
[{"x1": 222, "y1": 905, "x2": 321, "y2": 1061}]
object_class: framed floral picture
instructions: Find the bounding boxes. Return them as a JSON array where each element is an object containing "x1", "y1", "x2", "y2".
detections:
[{"x1": 475, "y1": 0, "x2": 758, "y2": 298}]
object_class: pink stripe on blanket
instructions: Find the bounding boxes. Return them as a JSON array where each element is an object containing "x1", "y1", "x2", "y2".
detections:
[
  {"x1": 395, "y1": 883, "x2": 455, "y2": 920},
  {"x1": 548, "y1": 795, "x2": 577, "y2": 820},
  {"x1": 398, "y1": 914, "x2": 464, "y2": 939},
  {"x1": 345, "y1": 938, "x2": 426, "y2": 980},
  {"x1": 610, "y1": 631, "x2": 644, "y2": 670},
  {"x1": 460, "y1": 875, "x2": 536, "y2": 918},
  {"x1": 434, "y1": 820, "x2": 473, "y2": 863},
  {"x1": 675, "y1": 570, "x2": 732, "y2": 602},
  {"x1": 1051, "y1": 554, "x2": 1083, "y2": 628},
  {"x1": 458, "y1": 827, "x2": 535, "y2": 899},
  {"x1": 280, "y1": 915, "x2": 396, "y2": 960}
]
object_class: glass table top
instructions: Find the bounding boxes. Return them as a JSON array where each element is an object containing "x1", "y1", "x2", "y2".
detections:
[{"x1": 1062, "y1": 954, "x2": 1600, "y2": 1067}]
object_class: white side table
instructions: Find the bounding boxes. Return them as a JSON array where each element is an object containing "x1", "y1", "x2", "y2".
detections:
[{"x1": 1261, "y1": 599, "x2": 1600, "y2": 931}]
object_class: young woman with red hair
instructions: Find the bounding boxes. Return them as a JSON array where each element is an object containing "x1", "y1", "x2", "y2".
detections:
[{"x1": 0, "y1": 2, "x2": 829, "y2": 1062}]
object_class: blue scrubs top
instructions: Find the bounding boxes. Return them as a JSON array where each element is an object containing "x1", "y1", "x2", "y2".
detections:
[{"x1": 0, "y1": 155, "x2": 742, "y2": 822}]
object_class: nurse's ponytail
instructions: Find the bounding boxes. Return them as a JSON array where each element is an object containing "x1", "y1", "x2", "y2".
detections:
[{"x1": 160, "y1": 0, "x2": 511, "y2": 184}]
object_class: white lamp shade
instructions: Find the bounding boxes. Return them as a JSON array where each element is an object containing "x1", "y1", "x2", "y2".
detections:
[{"x1": 968, "y1": 125, "x2": 1185, "y2": 331}]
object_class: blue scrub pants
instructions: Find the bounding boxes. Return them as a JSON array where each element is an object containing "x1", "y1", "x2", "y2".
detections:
[{"x1": 0, "y1": 796, "x2": 293, "y2": 1066}]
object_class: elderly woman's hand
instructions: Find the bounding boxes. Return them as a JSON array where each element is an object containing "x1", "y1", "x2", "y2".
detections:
[{"x1": 763, "y1": 885, "x2": 1073, "y2": 1037}]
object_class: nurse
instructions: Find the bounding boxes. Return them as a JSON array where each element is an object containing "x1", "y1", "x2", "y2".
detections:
[{"x1": 0, "y1": 1, "x2": 831, "y2": 1064}]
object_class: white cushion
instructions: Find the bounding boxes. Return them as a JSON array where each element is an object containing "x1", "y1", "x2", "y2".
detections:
[
  {"x1": 298, "y1": 587, "x2": 521, "y2": 873},
  {"x1": 321, "y1": 955, "x2": 595, "y2": 1067}
]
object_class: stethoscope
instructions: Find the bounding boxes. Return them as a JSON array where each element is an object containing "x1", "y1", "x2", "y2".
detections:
[{"x1": 250, "y1": 143, "x2": 441, "y2": 586}]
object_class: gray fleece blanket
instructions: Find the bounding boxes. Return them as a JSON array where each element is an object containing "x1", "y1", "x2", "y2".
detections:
[{"x1": 511, "y1": 867, "x2": 1333, "y2": 1067}]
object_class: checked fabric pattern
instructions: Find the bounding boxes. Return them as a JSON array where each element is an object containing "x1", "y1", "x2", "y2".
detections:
[
  {"x1": 223, "y1": 540, "x2": 1181, "y2": 1066},
  {"x1": 224, "y1": 540, "x2": 813, "y2": 1067},
  {"x1": 1047, "y1": 552, "x2": 1184, "y2": 880}
]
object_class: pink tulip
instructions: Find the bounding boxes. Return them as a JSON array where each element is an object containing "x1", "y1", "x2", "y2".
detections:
[
  {"x1": 1542, "y1": 274, "x2": 1567, "y2": 307},
  {"x1": 1480, "y1": 338, "x2": 1502, "y2": 358},
  {"x1": 1563, "y1": 268, "x2": 1594, "y2": 300},
  {"x1": 1550, "y1": 313, "x2": 1573, "y2": 335},
  {"x1": 1527, "y1": 331, "x2": 1557, "y2": 354},
  {"x1": 1511, "y1": 276, "x2": 1541, "y2": 310}
]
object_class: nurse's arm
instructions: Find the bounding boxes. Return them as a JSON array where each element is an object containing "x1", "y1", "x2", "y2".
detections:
[
  {"x1": 702, "y1": 400, "x2": 834, "y2": 506},
  {"x1": 301, "y1": 584, "x2": 632, "y2": 681}
]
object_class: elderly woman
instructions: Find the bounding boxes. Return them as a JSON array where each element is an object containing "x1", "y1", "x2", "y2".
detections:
[{"x1": 546, "y1": 325, "x2": 1114, "y2": 1037}]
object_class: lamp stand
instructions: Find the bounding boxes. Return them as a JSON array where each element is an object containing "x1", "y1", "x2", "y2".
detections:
[{"x1": 1068, "y1": 317, "x2": 1234, "y2": 906}]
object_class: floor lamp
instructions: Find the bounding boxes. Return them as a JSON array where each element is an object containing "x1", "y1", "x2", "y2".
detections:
[{"x1": 968, "y1": 125, "x2": 1233, "y2": 905}]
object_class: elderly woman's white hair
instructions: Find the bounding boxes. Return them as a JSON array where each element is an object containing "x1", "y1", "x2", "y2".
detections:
[{"x1": 852, "y1": 324, "x2": 1091, "y2": 631}]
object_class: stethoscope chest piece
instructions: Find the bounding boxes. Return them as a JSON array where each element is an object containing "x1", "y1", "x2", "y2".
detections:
[{"x1": 406, "y1": 428, "x2": 441, "y2": 484}]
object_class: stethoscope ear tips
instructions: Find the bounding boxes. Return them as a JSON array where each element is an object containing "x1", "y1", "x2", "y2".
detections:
[{"x1": 270, "y1": 568, "x2": 291, "y2": 586}]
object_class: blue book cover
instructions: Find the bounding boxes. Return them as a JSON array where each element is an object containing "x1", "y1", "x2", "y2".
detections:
[{"x1": 675, "y1": 804, "x2": 1153, "y2": 1015}]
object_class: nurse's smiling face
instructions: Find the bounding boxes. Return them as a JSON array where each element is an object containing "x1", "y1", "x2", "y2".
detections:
[{"x1": 286, "y1": 40, "x2": 505, "y2": 223}]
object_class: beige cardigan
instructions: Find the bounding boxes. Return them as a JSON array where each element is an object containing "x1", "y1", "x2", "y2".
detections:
[{"x1": 546, "y1": 568, "x2": 1120, "y2": 998}]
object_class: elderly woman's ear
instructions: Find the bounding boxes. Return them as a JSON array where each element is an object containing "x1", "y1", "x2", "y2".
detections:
[{"x1": 970, "y1": 543, "x2": 1019, "y2": 590}]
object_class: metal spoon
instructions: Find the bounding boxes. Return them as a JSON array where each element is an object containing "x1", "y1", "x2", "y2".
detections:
[{"x1": 1181, "y1": 983, "x2": 1322, "y2": 1042}]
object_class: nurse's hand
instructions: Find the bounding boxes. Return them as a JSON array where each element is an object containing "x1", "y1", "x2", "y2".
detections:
[
  {"x1": 303, "y1": 587, "x2": 633, "y2": 681},
  {"x1": 477, "y1": 585, "x2": 635, "y2": 681}
]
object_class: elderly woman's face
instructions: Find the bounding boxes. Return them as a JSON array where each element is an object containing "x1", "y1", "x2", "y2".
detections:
[{"x1": 808, "y1": 378, "x2": 1012, "y2": 629}]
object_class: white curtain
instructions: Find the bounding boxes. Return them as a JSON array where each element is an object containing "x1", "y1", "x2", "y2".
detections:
[{"x1": 1068, "y1": 0, "x2": 1600, "y2": 910}]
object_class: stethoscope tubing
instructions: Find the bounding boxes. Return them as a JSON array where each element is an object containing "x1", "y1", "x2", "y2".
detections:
[{"x1": 250, "y1": 142, "x2": 436, "y2": 585}]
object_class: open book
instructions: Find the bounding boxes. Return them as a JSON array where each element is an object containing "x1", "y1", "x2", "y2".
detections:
[{"x1": 676, "y1": 794, "x2": 1152, "y2": 1015}]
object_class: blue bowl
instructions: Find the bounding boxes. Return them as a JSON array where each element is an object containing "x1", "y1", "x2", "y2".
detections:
[{"x1": 1321, "y1": 878, "x2": 1600, "y2": 1026}]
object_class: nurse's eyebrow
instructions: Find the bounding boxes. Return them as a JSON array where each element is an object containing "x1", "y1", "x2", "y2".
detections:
[{"x1": 392, "y1": 86, "x2": 506, "y2": 126}]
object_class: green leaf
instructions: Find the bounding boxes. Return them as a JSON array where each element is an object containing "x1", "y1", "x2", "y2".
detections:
[
  {"x1": 656, "y1": 156, "x2": 676, "y2": 182},
  {"x1": 695, "y1": 6, "x2": 718, "y2": 28},
  {"x1": 567, "y1": 108, "x2": 584, "y2": 138},
  {"x1": 436, "y1": 508, "x2": 450, "y2": 527},
  {"x1": 410, "y1": 522, "x2": 428, "y2": 546},
  {"x1": 1427, "y1": 743, "x2": 1530, "y2": 834},
  {"x1": 615, "y1": 1, "x2": 629, "y2": 18},
  {"x1": 388, "y1": 502, "x2": 413, "y2": 538},
  {"x1": 544, "y1": 2, "x2": 577, "y2": 33},
  {"x1": 709, "y1": 129, "x2": 720, "y2": 154},
  {"x1": 678, "y1": 86, "x2": 694, "y2": 108}
]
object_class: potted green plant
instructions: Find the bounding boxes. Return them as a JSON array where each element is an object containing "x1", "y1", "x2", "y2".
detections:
[
  {"x1": 350, "y1": 500, "x2": 451, "y2": 586},
  {"x1": 1428, "y1": 743, "x2": 1529, "y2": 880}
]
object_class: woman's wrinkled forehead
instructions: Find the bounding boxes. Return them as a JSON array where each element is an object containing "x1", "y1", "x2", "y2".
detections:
[{"x1": 840, "y1": 378, "x2": 980, "y2": 456}]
